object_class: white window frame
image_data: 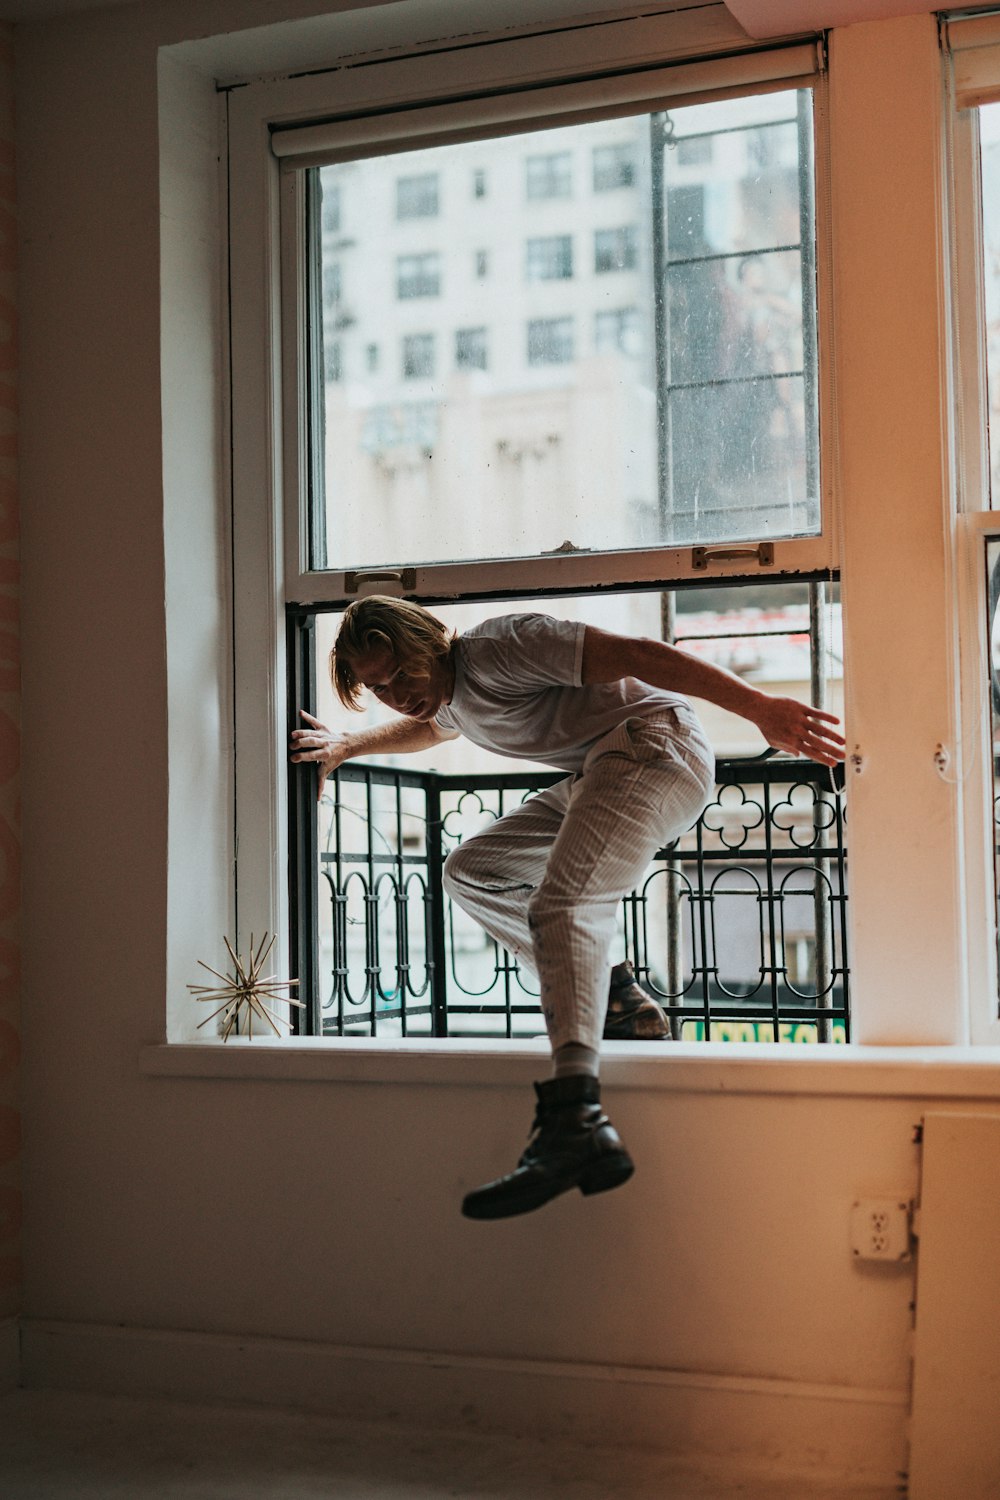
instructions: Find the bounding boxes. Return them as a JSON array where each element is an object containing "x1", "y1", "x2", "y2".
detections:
[
  {"x1": 226, "y1": 14, "x2": 834, "y2": 980},
  {"x1": 943, "y1": 12, "x2": 1000, "y2": 1043}
]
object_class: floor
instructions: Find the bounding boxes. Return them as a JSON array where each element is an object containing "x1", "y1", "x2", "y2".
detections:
[{"x1": 0, "y1": 1389, "x2": 903, "y2": 1499}]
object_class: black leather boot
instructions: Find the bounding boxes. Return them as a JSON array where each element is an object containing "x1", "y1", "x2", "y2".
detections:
[
  {"x1": 603, "y1": 960, "x2": 671, "y2": 1041},
  {"x1": 461, "y1": 1075, "x2": 634, "y2": 1220}
]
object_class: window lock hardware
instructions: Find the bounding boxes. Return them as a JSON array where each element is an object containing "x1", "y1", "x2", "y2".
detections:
[
  {"x1": 691, "y1": 543, "x2": 775, "y2": 571},
  {"x1": 345, "y1": 568, "x2": 417, "y2": 596}
]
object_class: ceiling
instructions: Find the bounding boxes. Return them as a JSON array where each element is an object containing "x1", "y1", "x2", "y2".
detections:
[{"x1": 0, "y1": 0, "x2": 958, "y2": 35}]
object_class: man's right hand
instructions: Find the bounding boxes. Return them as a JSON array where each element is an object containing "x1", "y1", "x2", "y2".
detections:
[{"x1": 289, "y1": 709, "x2": 352, "y2": 801}]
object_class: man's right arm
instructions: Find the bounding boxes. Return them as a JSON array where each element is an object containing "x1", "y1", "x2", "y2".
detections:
[{"x1": 290, "y1": 710, "x2": 459, "y2": 801}]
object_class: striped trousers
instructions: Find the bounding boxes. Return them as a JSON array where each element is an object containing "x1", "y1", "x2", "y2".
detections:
[{"x1": 442, "y1": 706, "x2": 715, "y2": 1054}]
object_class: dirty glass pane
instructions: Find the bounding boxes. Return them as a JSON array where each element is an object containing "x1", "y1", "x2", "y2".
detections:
[
  {"x1": 311, "y1": 91, "x2": 819, "y2": 572},
  {"x1": 988, "y1": 540, "x2": 1000, "y2": 1002},
  {"x1": 980, "y1": 103, "x2": 1000, "y2": 504}
]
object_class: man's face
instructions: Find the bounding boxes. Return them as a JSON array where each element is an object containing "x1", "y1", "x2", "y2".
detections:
[{"x1": 350, "y1": 643, "x2": 452, "y2": 721}]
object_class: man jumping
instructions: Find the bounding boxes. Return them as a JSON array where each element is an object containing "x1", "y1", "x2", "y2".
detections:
[{"x1": 290, "y1": 597, "x2": 844, "y2": 1221}]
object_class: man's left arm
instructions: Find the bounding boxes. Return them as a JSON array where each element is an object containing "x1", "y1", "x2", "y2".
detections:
[{"x1": 581, "y1": 625, "x2": 845, "y2": 768}]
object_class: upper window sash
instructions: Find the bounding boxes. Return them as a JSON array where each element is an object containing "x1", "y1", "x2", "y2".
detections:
[{"x1": 231, "y1": 15, "x2": 831, "y2": 616}]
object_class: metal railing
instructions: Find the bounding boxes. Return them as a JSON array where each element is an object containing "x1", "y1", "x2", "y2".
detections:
[{"x1": 295, "y1": 755, "x2": 849, "y2": 1043}]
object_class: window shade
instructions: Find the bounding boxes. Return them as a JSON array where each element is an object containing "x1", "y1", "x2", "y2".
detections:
[
  {"x1": 946, "y1": 12, "x2": 1000, "y2": 109},
  {"x1": 270, "y1": 37, "x2": 824, "y2": 170}
]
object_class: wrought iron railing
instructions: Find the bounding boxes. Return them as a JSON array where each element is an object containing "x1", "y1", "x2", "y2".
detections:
[{"x1": 292, "y1": 755, "x2": 848, "y2": 1043}]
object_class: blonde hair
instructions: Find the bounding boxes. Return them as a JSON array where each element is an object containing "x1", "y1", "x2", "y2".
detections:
[{"x1": 331, "y1": 595, "x2": 454, "y2": 711}]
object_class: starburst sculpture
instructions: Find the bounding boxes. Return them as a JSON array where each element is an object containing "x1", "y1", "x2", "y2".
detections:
[{"x1": 189, "y1": 933, "x2": 303, "y2": 1041}]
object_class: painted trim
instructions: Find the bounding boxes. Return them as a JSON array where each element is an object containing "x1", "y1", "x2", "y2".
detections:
[
  {"x1": 140, "y1": 1037, "x2": 1000, "y2": 1098},
  {"x1": 19, "y1": 1318, "x2": 907, "y2": 1484}
]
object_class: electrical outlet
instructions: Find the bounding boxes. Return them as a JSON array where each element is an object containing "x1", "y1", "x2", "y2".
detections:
[{"x1": 850, "y1": 1198, "x2": 912, "y2": 1262}]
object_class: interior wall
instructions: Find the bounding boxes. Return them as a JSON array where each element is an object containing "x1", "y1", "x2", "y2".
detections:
[
  {"x1": 0, "y1": 16, "x2": 20, "y2": 1394},
  {"x1": 10, "y1": 0, "x2": 1000, "y2": 1484}
]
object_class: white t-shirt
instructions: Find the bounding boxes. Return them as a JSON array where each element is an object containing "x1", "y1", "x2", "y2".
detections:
[{"x1": 434, "y1": 613, "x2": 688, "y2": 772}]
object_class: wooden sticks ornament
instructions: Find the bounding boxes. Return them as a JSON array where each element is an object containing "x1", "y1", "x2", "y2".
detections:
[{"x1": 189, "y1": 933, "x2": 303, "y2": 1041}]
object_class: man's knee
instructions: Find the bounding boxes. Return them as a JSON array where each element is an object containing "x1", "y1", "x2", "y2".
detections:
[{"x1": 442, "y1": 844, "x2": 469, "y2": 899}]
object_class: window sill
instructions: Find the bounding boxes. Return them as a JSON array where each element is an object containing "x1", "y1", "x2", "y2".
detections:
[{"x1": 141, "y1": 1038, "x2": 1000, "y2": 1098}]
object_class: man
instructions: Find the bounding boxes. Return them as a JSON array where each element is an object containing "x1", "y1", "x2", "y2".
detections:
[{"x1": 290, "y1": 597, "x2": 844, "y2": 1221}]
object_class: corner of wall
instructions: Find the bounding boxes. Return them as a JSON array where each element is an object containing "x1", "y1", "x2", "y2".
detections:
[{"x1": 158, "y1": 45, "x2": 235, "y2": 1041}]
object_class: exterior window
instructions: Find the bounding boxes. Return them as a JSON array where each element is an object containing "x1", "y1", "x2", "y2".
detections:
[
  {"x1": 402, "y1": 332, "x2": 435, "y2": 379},
  {"x1": 526, "y1": 235, "x2": 573, "y2": 280},
  {"x1": 396, "y1": 173, "x2": 439, "y2": 219},
  {"x1": 594, "y1": 307, "x2": 641, "y2": 356},
  {"x1": 365, "y1": 342, "x2": 378, "y2": 372},
  {"x1": 593, "y1": 143, "x2": 636, "y2": 190},
  {"x1": 594, "y1": 225, "x2": 638, "y2": 273},
  {"x1": 527, "y1": 316, "x2": 574, "y2": 365},
  {"x1": 455, "y1": 326, "x2": 488, "y2": 370},
  {"x1": 308, "y1": 92, "x2": 822, "y2": 578},
  {"x1": 396, "y1": 253, "x2": 441, "y2": 299},
  {"x1": 324, "y1": 340, "x2": 341, "y2": 382},
  {"x1": 526, "y1": 151, "x2": 572, "y2": 199},
  {"x1": 473, "y1": 168, "x2": 487, "y2": 198}
]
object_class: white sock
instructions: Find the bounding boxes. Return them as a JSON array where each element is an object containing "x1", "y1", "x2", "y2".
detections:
[{"x1": 552, "y1": 1042, "x2": 599, "y2": 1079}]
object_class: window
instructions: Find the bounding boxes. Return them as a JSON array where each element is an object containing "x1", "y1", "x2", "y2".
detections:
[
  {"x1": 594, "y1": 225, "x2": 638, "y2": 273},
  {"x1": 593, "y1": 143, "x2": 636, "y2": 190},
  {"x1": 324, "y1": 341, "x2": 341, "y2": 382},
  {"x1": 294, "y1": 87, "x2": 825, "y2": 587},
  {"x1": 594, "y1": 307, "x2": 641, "y2": 357},
  {"x1": 455, "y1": 327, "x2": 488, "y2": 371},
  {"x1": 526, "y1": 151, "x2": 572, "y2": 199},
  {"x1": 297, "y1": 583, "x2": 845, "y2": 1039},
  {"x1": 473, "y1": 168, "x2": 487, "y2": 199},
  {"x1": 402, "y1": 332, "x2": 435, "y2": 379},
  {"x1": 527, "y1": 316, "x2": 574, "y2": 365},
  {"x1": 396, "y1": 253, "x2": 441, "y2": 299},
  {"x1": 229, "y1": 22, "x2": 833, "y2": 1028},
  {"x1": 365, "y1": 342, "x2": 378, "y2": 372},
  {"x1": 943, "y1": 15, "x2": 1000, "y2": 1040},
  {"x1": 396, "y1": 173, "x2": 439, "y2": 219},
  {"x1": 526, "y1": 234, "x2": 573, "y2": 280}
]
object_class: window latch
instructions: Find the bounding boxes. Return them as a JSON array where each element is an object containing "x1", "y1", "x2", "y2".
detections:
[
  {"x1": 691, "y1": 543, "x2": 774, "y2": 571},
  {"x1": 344, "y1": 568, "x2": 417, "y2": 596}
]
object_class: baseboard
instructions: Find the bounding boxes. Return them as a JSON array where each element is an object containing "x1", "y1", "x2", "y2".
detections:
[
  {"x1": 19, "y1": 1318, "x2": 907, "y2": 1485},
  {"x1": 0, "y1": 1316, "x2": 18, "y2": 1392}
]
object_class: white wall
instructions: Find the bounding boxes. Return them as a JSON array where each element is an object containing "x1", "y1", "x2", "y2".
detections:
[{"x1": 13, "y1": 0, "x2": 1000, "y2": 1485}]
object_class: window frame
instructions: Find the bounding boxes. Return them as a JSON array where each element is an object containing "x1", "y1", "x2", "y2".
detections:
[
  {"x1": 942, "y1": 35, "x2": 1000, "y2": 1044},
  {"x1": 271, "y1": 69, "x2": 836, "y2": 608},
  {"x1": 227, "y1": 17, "x2": 834, "y2": 970}
]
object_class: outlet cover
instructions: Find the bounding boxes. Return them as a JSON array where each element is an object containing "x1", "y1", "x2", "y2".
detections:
[{"x1": 851, "y1": 1198, "x2": 912, "y2": 1262}]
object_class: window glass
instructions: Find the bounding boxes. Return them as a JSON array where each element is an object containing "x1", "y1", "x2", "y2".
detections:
[
  {"x1": 526, "y1": 151, "x2": 572, "y2": 199},
  {"x1": 312, "y1": 92, "x2": 819, "y2": 572},
  {"x1": 455, "y1": 327, "x2": 488, "y2": 371},
  {"x1": 980, "y1": 103, "x2": 1000, "y2": 502},
  {"x1": 593, "y1": 143, "x2": 636, "y2": 190},
  {"x1": 526, "y1": 234, "x2": 573, "y2": 280},
  {"x1": 396, "y1": 173, "x2": 439, "y2": 219}
]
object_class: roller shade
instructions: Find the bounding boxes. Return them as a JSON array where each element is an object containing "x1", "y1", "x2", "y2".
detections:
[
  {"x1": 946, "y1": 11, "x2": 1000, "y2": 109},
  {"x1": 271, "y1": 34, "x2": 824, "y2": 170}
]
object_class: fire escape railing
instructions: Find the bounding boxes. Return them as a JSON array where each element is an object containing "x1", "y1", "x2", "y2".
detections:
[{"x1": 293, "y1": 755, "x2": 848, "y2": 1044}]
